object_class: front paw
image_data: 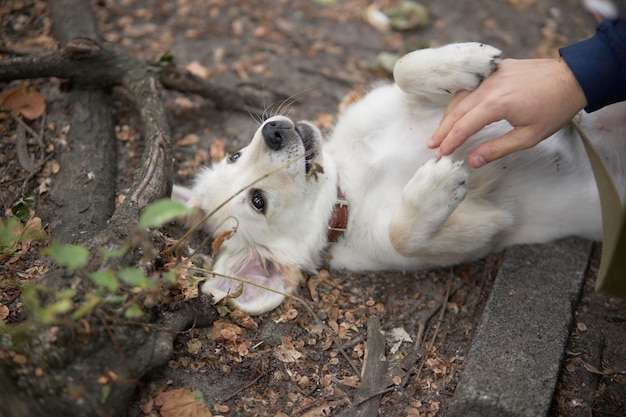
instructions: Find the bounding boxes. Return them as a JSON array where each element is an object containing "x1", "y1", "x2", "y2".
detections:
[{"x1": 405, "y1": 157, "x2": 468, "y2": 212}]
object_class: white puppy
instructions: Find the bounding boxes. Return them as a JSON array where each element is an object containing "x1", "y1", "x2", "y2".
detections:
[{"x1": 173, "y1": 43, "x2": 626, "y2": 314}]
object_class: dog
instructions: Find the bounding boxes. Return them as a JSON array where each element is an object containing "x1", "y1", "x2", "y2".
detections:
[{"x1": 173, "y1": 43, "x2": 626, "y2": 315}]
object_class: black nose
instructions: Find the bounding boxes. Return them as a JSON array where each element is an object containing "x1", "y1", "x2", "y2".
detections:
[{"x1": 262, "y1": 120, "x2": 292, "y2": 151}]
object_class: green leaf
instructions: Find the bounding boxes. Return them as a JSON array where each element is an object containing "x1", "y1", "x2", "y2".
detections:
[
  {"x1": 192, "y1": 390, "x2": 207, "y2": 404},
  {"x1": 11, "y1": 196, "x2": 35, "y2": 222},
  {"x1": 0, "y1": 216, "x2": 21, "y2": 254},
  {"x1": 102, "y1": 294, "x2": 126, "y2": 304},
  {"x1": 100, "y1": 385, "x2": 111, "y2": 404},
  {"x1": 224, "y1": 283, "x2": 244, "y2": 300},
  {"x1": 90, "y1": 270, "x2": 119, "y2": 293},
  {"x1": 71, "y1": 294, "x2": 101, "y2": 320},
  {"x1": 139, "y1": 199, "x2": 192, "y2": 228},
  {"x1": 215, "y1": 304, "x2": 231, "y2": 317},
  {"x1": 118, "y1": 267, "x2": 154, "y2": 289},
  {"x1": 124, "y1": 304, "x2": 143, "y2": 319},
  {"x1": 158, "y1": 51, "x2": 174, "y2": 62},
  {"x1": 162, "y1": 271, "x2": 176, "y2": 283},
  {"x1": 43, "y1": 241, "x2": 89, "y2": 272}
]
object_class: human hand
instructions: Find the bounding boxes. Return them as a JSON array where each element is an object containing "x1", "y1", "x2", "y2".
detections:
[{"x1": 427, "y1": 58, "x2": 587, "y2": 168}]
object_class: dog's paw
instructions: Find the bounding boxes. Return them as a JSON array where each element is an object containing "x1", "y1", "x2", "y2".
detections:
[
  {"x1": 394, "y1": 42, "x2": 502, "y2": 99},
  {"x1": 405, "y1": 157, "x2": 468, "y2": 212}
]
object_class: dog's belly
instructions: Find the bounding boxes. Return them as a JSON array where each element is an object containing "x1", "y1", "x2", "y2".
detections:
[{"x1": 323, "y1": 92, "x2": 610, "y2": 272}]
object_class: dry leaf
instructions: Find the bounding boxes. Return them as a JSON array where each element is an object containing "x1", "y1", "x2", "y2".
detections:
[
  {"x1": 186, "y1": 338, "x2": 203, "y2": 355},
  {"x1": 0, "y1": 83, "x2": 46, "y2": 120},
  {"x1": 154, "y1": 388, "x2": 213, "y2": 417},
  {"x1": 213, "y1": 403, "x2": 229, "y2": 413},
  {"x1": 176, "y1": 133, "x2": 200, "y2": 147},
  {"x1": 314, "y1": 112, "x2": 334, "y2": 130},
  {"x1": 301, "y1": 404, "x2": 334, "y2": 417},
  {"x1": 209, "y1": 139, "x2": 227, "y2": 162},
  {"x1": 338, "y1": 86, "x2": 366, "y2": 114},
  {"x1": 230, "y1": 309, "x2": 259, "y2": 331},
  {"x1": 207, "y1": 319, "x2": 245, "y2": 343},
  {"x1": 582, "y1": 361, "x2": 625, "y2": 376},
  {"x1": 211, "y1": 230, "x2": 233, "y2": 255},
  {"x1": 186, "y1": 60, "x2": 212, "y2": 79},
  {"x1": 336, "y1": 375, "x2": 360, "y2": 388},
  {"x1": 0, "y1": 304, "x2": 9, "y2": 321},
  {"x1": 388, "y1": 327, "x2": 413, "y2": 354},
  {"x1": 274, "y1": 339, "x2": 303, "y2": 363}
]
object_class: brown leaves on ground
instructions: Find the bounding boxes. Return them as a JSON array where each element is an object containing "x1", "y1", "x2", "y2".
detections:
[
  {"x1": 207, "y1": 318, "x2": 251, "y2": 357},
  {"x1": 273, "y1": 336, "x2": 304, "y2": 363},
  {"x1": 154, "y1": 388, "x2": 213, "y2": 417},
  {"x1": 0, "y1": 83, "x2": 46, "y2": 120}
]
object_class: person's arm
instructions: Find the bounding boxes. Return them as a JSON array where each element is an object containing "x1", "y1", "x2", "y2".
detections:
[
  {"x1": 560, "y1": 19, "x2": 626, "y2": 112},
  {"x1": 428, "y1": 19, "x2": 626, "y2": 169}
]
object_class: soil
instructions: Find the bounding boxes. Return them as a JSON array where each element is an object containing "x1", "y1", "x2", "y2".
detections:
[{"x1": 1, "y1": 1, "x2": 625, "y2": 416}]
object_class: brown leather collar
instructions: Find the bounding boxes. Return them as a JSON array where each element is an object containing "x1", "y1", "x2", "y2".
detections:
[{"x1": 327, "y1": 187, "x2": 349, "y2": 243}]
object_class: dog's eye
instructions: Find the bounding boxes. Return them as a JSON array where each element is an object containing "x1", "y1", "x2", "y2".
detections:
[
  {"x1": 250, "y1": 189, "x2": 265, "y2": 213},
  {"x1": 228, "y1": 152, "x2": 241, "y2": 163}
]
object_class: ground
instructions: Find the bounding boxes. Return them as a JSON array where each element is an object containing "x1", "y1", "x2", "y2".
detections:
[{"x1": 1, "y1": 0, "x2": 625, "y2": 416}]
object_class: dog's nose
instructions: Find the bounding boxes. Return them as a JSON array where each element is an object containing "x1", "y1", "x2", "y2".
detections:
[{"x1": 262, "y1": 120, "x2": 292, "y2": 151}]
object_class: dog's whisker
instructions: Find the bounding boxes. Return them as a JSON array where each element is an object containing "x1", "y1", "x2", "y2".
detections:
[{"x1": 262, "y1": 89, "x2": 312, "y2": 122}]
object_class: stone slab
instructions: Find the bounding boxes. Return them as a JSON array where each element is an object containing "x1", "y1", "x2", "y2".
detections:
[{"x1": 449, "y1": 238, "x2": 593, "y2": 417}]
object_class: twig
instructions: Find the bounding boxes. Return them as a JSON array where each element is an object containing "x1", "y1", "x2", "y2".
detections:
[
  {"x1": 10, "y1": 110, "x2": 44, "y2": 145},
  {"x1": 409, "y1": 274, "x2": 457, "y2": 396},
  {"x1": 15, "y1": 125, "x2": 35, "y2": 173},
  {"x1": 102, "y1": 318, "x2": 138, "y2": 382},
  {"x1": 425, "y1": 274, "x2": 454, "y2": 351},
  {"x1": 350, "y1": 316, "x2": 388, "y2": 417},
  {"x1": 220, "y1": 371, "x2": 268, "y2": 402}
]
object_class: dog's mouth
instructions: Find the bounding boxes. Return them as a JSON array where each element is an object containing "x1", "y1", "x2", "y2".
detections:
[{"x1": 294, "y1": 122, "x2": 317, "y2": 173}]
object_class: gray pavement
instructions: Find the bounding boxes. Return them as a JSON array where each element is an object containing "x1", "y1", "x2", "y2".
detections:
[{"x1": 449, "y1": 238, "x2": 593, "y2": 417}]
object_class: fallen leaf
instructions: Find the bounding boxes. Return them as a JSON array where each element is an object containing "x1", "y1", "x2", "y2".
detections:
[
  {"x1": 388, "y1": 327, "x2": 413, "y2": 354},
  {"x1": 0, "y1": 304, "x2": 9, "y2": 321},
  {"x1": 0, "y1": 83, "x2": 46, "y2": 120},
  {"x1": 336, "y1": 375, "x2": 360, "y2": 388},
  {"x1": 176, "y1": 133, "x2": 200, "y2": 147},
  {"x1": 209, "y1": 139, "x2": 227, "y2": 162},
  {"x1": 582, "y1": 361, "x2": 626, "y2": 376},
  {"x1": 207, "y1": 319, "x2": 245, "y2": 343},
  {"x1": 274, "y1": 339, "x2": 303, "y2": 363},
  {"x1": 211, "y1": 230, "x2": 233, "y2": 255},
  {"x1": 186, "y1": 338, "x2": 203, "y2": 355},
  {"x1": 230, "y1": 309, "x2": 259, "y2": 331},
  {"x1": 186, "y1": 60, "x2": 212, "y2": 79},
  {"x1": 301, "y1": 403, "x2": 333, "y2": 417},
  {"x1": 154, "y1": 388, "x2": 213, "y2": 417}
]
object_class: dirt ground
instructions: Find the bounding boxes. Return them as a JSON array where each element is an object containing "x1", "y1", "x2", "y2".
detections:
[{"x1": 1, "y1": 0, "x2": 625, "y2": 416}]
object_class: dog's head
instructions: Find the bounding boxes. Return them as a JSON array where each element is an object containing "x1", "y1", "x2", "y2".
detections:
[{"x1": 183, "y1": 116, "x2": 337, "y2": 314}]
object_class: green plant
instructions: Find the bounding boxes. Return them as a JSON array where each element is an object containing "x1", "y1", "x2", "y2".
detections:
[{"x1": 18, "y1": 198, "x2": 193, "y2": 325}]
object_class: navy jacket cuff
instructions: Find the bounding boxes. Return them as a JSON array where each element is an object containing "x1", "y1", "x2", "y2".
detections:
[{"x1": 559, "y1": 20, "x2": 626, "y2": 112}]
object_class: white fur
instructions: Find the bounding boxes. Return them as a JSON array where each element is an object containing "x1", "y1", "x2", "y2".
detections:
[{"x1": 174, "y1": 43, "x2": 626, "y2": 314}]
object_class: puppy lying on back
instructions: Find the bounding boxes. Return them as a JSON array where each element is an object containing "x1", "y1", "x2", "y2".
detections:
[{"x1": 173, "y1": 43, "x2": 626, "y2": 315}]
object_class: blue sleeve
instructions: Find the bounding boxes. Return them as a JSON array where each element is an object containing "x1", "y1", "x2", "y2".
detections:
[{"x1": 559, "y1": 19, "x2": 626, "y2": 112}]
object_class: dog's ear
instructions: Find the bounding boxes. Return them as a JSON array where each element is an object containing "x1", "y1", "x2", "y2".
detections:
[{"x1": 202, "y1": 251, "x2": 303, "y2": 315}]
